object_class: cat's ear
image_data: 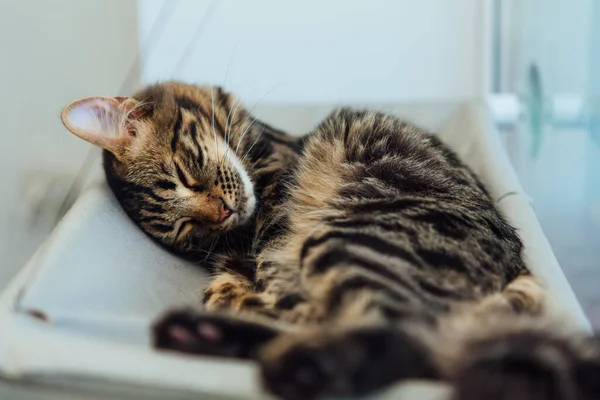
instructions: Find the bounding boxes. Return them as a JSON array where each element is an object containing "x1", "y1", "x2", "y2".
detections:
[{"x1": 61, "y1": 96, "x2": 143, "y2": 158}]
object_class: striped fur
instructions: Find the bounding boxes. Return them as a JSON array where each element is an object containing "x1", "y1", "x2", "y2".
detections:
[{"x1": 63, "y1": 82, "x2": 599, "y2": 400}]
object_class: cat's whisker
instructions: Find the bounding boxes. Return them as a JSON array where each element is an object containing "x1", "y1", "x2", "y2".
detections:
[
  {"x1": 215, "y1": 41, "x2": 239, "y2": 167},
  {"x1": 203, "y1": 237, "x2": 219, "y2": 264},
  {"x1": 241, "y1": 127, "x2": 265, "y2": 164},
  {"x1": 222, "y1": 98, "x2": 241, "y2": 164},
  {"x1": 221, "y1": 97, "x2": 239, "y2": 166},
  {"x1": 243, "y1": 84, "x2": 283, "y2": 120},
  {"x1": 210, "y1": 86, "x2": 220, "y2": 167},
  {"x1": 231, "y1": 84, "x2": 282, "y2": 158},
  {"x1": 225, "y1": 99, "x2": 236, "y2": 146},
  {"x1": 235, "y1": 115, "x2": 260, "y2": 157},
  {"x1": 224, "y1": 232, "x2": 232, "y2": 251},
  {"x1": 228, "y1": 99, "x2": 241, "y2": 137},
  {"x1": 186, "y1": 243, "x2": 214, "y2": 256},
  {"x1": 220, "y1": 39, "x2": 238, "y2": 92}
]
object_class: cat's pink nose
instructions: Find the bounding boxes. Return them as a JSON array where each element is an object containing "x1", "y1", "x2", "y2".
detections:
[{"x1": 218, "y1": 201, "x2": 233, "y2": 222}]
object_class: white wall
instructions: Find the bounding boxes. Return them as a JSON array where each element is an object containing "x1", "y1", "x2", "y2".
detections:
[
  {"x1": 0, "y1": 0, "x2": 139, "y2": 286},
  {"x1": 138, "y1": 0, "x2": 487, "y2": 104}
]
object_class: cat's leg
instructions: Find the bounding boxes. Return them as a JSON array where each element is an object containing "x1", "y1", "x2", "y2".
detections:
[
  {"x1": 201, "y1": 253, "x2": 276, "y2": 315},
  {"x1": 152, "y1": 308, "x2": 439, "y2": 394},
  {"x1": 258, "y1": 310, "x2": 600, "y2": 400},
  {"x1": 500, "y1": 271, "x2": 546, "y2": 313},
  {"x1": 258, "y1": 322, "x2": 439, "y2": 400},
  {"x1": 256, "y1": 275, "x2": 588, "y2": 400},
  {"x1": 203, "y1": 265, "x2": 315, "y2": 321},
  {"x1": 461, "y1": 272, "x2": 546, "y2": 318},
  {"x1": 156, "y1": 255, "x2": 303, "y2": 359},
  {"x1": 152, "y1": 309, "x2": 287, "y2": 359},
  {"x1": 441, "y1": 314, "x2": 600, "y2": 400},
  {"x1": 437, "y1": 274, "x2": 600, "y2": 400},
  {"x1": 202, "y1": 271, "x2": 264, "y2": 312}
]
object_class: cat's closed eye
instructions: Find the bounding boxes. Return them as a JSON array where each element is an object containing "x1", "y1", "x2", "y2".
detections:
[
  {"x1": 174, "y1": 218, "x2": 194, "y2": 240},
  {"x1": 174, "y1": 162, "x2": 206, "y2": 192},
  {"x1": 156, "y1": 180, "x2": 177, "y2": 191}
]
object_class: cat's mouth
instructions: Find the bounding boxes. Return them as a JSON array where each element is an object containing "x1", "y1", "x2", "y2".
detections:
[
  {"x1": 213, "y1": 193, "x2": 256, "y2": 230},
  {"x1": 214, "y1": 199, "x2": 239, "y2": 231},
  {"x1": 218, "y1": 213, "x2": 240, "y2": 232}
]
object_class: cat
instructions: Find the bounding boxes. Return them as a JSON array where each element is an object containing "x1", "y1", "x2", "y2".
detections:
[{"x1": 62, "y1": 82, "x2": 599, "y2": 400}]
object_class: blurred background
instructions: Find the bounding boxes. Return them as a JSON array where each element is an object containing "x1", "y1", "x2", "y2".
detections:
[{"x1": 0, "y1": 0, "x2": 599, "y2": 326}]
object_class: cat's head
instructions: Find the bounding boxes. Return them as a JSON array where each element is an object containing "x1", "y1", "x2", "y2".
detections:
[{"x1": 61, "y1": 82, "x2": 257, "y2": 253}]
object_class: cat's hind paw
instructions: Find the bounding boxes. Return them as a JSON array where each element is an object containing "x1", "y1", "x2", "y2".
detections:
[{"x1": 260, "y1": 327, "x2": 438, "y2": 400}]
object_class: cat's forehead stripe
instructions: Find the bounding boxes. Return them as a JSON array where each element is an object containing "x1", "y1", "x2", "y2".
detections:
[
  {"x1": 170, "y1": 107, "x2": 183, "y2": 152},
  {"x1": 174, "y1": 95, "x2": 227, "y2": 138}
]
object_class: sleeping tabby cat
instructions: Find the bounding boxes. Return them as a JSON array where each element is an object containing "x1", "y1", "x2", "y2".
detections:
[{"x1": 62, "y1": 82, "x2": 599, "y2": 400}]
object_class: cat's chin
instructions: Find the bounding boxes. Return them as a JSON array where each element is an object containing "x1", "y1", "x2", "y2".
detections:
[{"x1": 239, "y1": 192, "x2": 256, "y2": 224}]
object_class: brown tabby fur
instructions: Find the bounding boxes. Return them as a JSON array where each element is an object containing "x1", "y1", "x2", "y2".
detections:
[{"x1": 62, "y1": 82, "x2": 600, "y2": 400}]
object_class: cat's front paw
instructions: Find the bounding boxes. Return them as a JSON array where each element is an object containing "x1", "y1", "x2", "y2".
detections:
[
  {"x1": 453, "y1": 332, "x2": 600, "y2": 400},
  {"x1": 152, "y1": 309, "x2": 278, "y2": 359},
  {"x1": 260, "y1": 328, "x2": 437, "y2": 400}
]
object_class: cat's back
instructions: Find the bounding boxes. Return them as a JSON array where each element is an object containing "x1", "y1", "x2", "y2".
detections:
[{"x1": 290, "y1": 108, "x2": 527, "y2": 310}]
